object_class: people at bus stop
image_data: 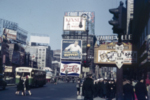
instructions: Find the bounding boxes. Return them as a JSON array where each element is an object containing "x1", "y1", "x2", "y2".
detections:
[{"x1": 135, "y1": 78, "x2": 148, "y2": 100}]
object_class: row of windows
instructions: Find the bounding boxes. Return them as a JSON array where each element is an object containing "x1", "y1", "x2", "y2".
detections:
[{"x1": 140, "y1": 17, "x2": 150, "y2": 47}]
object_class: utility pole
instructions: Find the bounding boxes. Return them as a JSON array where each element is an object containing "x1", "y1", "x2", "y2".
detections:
[{"x1": 108, "y1": 1, "x2": 127, "y2": 100}]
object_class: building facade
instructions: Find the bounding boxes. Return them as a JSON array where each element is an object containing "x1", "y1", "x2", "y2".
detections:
[{"x1": 131, "y1": 0, "x2": 150, "y2": 79}]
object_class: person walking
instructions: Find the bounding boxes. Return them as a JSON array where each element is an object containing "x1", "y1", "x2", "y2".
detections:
[
  {"x1": 147, "y1": 84, "x2": 150, "y2": 100},
  {"x1": 102, "y1": 79, "x2": 108, "y2": 99},
  {"x1": 123, "y1": 80, "x2": 135, "y2": 100},
  {"x1": 98, "y1": 78, "x2": 103, "y2": 98},
  {"x1": 76, "y1": 80, "x2": 81, "y2": 96},
  {"x1": 135, "y1": 78, "x2": 148, "y2": 100},
  {"x1": 25, "y1": 75, "x2": 32, "y2": 95},
  {"x1": 15, "y1": 76, "x2": 22, "y2": 95},
  {"x1": 82, "y1": 74, "x2": 94, "y2": 100}
]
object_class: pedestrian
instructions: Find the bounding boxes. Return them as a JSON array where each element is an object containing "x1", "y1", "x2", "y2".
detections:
[
  {"x1": 98, "y1": 78, "x2": 103, "y2": 98},
  {"x1": 54, "y1": 77, "x2": 57, "y2": 85},
  {"x1": 15, "y1": 76, "x2": 21, "y2": 95},
  {"x1": 82, "y1": 74, "x2": 94, "y2": 100},
  {"x1": 107, "y1": 80, "x2": 115, "y2": 100},
  {"x1": 25, "y1": 75, "x2": 32, "y2": 95},
  {"x1": 76, "y1": 80, "x2": 81, "y2": 96},
  {"x1": 102, "y1": 79, "x2": 108, "y2": 99},
  {"x1": 22, "y1": 76, "x2": 26, "y2": 96},
  {"x1": 123, "y1": 80, "x2": 135, "y2": 100},
  {"x1": 147, "y1": 84, "x2": 150, "y2": 100},
  {"x1": 94, "y1": 80, "x2": 99, "y2": 97},
  {"x1": 135, "y1": 78, "x2": 148, "y2": 100}
]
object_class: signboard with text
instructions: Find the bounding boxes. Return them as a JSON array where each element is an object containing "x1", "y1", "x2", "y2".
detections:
[
  {"x1": 61, "y1": 39, "x2": 82, "y2": 59},
  {"x1": 94, "y1": 42, "x2": 137, "y2": 65},
  {"x1": 60, "y1": 61, "x2": 81, "y2": 76},
  {"x1": 63, "y1": 16, "x2": 86, "y2": 31}
]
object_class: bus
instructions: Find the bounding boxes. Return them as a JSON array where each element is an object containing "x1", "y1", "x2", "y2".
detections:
[
  {"x1": 45, "y1": 71, "x2": 53, "y2": 82},
  {"x1": 15, "y1": 67, "x2": 46, "y2": 87}
]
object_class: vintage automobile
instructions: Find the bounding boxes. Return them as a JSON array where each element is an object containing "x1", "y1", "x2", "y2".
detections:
[{"x1": 0, "y1": 74, "x2": 7, "y2": 90}]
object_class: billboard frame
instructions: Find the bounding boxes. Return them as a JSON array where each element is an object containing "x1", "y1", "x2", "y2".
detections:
[
  {"x1": 63, "y1": 16, "x2": 86, "y2": 31},
  {"x1": 61, "y1": 39, "x2": 82, "y2": 60},
  {"x1": 60, "y1": 61, "x2": 81, "y2": 76}
]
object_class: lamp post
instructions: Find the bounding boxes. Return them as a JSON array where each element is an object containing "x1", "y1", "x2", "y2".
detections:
[{"x1": 79, "y1": 14, "x2": 90, "y2": 68}]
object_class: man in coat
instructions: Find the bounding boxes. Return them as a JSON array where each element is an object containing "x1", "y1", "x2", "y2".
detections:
[
  {"x1": 123, "y1": 80, "x2": 135, "y2": 100},
  {"x1": 82, "y1": 74, "x2": 94, "y2": 100},
  {"x1": 135, "y1": 78, "x2": 148, "y2": 100}
]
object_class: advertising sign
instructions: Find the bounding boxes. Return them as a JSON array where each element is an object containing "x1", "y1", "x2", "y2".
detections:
[
  {"x1": 94, "y1": 42, "x2": 137, "y2": 65},
  {"x1": 4, "y1": 66, "x2": 12, "y2": 72},
  {"x1": 3, "y1": 28, "x2": 17, "y2": 40},
  {"x1": 30, "y1": 36, "x2": 50, "y2": 44},
  {"x1": 61, "y1": 39, "x2": 82, "y2": 59},
  {"x1": 63, "y1": 16, "x2": 86, "y2": 31},
  {"x1": 60, "y1": 61, "x2": 81, "y2": 76},
  {"x1": 98, "y1": 50, "x2": 137, "y2": 64},
  {"x1": 64, "y1": 11, "x2": 95, "y2": 34}
]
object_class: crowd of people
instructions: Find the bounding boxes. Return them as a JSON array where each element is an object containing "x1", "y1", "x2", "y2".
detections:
[
  {"x1": 77, "y1": 74, "x2": 150, "y2": 100},
  {"x1": 15, "y1": 75, "x2": 32, "y2": 96}
]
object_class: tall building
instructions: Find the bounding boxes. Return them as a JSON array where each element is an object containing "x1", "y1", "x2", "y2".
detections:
[
  {"x1": 25, "y1": 45, "x2": 52, "y2": 69},
  {"x1": 131, "y1": 0, "x2": 150, "y2": 79}
]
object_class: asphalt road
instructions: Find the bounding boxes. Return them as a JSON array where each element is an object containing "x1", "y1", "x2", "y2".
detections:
[{"x1": 0, "y1": 82, "x2": 108, "y2": 100}]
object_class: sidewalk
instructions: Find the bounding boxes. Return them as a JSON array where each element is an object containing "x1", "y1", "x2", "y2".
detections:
[{"x1": 94, "y1": 97, "x2": 116, "y2": 100}]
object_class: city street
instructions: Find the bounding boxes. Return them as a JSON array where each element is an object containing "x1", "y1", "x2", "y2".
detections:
[{"x1": 0, "y1": 82, "x2": 107, "y2": 100}]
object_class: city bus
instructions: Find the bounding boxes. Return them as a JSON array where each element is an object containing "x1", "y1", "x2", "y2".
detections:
[{"x1": 15, "y1": 67, "x2": 46, "y2": 87}]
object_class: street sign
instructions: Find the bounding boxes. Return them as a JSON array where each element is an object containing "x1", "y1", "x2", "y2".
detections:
[
  {"x1": 115, "y1": 44, "x2": 124, "y2": 69},
  {"x1": 82, "y1": 67, "x2": 89, "y2": 72}
]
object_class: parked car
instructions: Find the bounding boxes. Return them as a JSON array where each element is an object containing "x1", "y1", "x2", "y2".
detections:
[{"x1": 0, "y1": 74, "x2": 7, "y2": 90}]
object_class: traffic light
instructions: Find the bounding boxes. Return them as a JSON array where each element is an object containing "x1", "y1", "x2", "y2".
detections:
[
  {"x1": 109, "y1": 1, "x2": 127, "y2": 34},
  {"x1": 82, "y1": 60, "x2": 91, "y2": 67}
]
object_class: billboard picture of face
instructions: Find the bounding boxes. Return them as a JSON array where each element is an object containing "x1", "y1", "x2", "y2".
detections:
[
  {"x1": 61, "y1": 39, "x2": 82, "y2": 59},
  {"x1": 60, "y1": 61, "x2": 81, "y2": 76}
]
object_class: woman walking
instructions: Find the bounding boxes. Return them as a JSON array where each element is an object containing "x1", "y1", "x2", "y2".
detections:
[
  {"x1": 25, "y1": 75, "x2": 32, "y2": 95},
  {"x1": 15, "y1": 76, "x2": 22, "y2": 95}
]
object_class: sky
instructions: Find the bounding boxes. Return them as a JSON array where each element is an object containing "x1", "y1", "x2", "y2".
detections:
[{"x1": 0, "y1": 0, "x2": 126, "y2": 50}]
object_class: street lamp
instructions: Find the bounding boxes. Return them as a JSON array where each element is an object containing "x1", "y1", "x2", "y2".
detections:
[{"x1": 79, "y1": 13, "x2": 90, "y2": 67}]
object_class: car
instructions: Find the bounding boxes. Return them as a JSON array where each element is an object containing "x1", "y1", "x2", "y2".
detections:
[{"x1": 0, "y1": 74, "x2": 7, "y2": 90}]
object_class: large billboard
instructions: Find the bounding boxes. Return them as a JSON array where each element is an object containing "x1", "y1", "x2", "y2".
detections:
[
  {"x1": 60, "y1": 61, "x2": 81, "y2": 76},
  {"x1": 64, "y1": 11, "x2": 95, "y2": 34},
  {"x1": 94, "y1": 42, "x2": 137, "y2": 65},
  {"x1": 30, "y1": 36, "x2": 50, "y2": 44},
  {"x1": 98, "y1": 50, "x2": 137, "y2": 64},
  {"x1": 63, "y1": 16, "x2": 86, "y2": 31},
  {"x1": 3, "y1": 28, "x2": 17, "y2": 40},
  {"x1": 61, "y1": 39, "x2": 82, "y2": 59}
]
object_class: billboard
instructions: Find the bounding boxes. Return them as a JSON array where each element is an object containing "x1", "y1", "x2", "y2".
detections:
[
  {"x1": 61, "y1": 39, "x2": 82, "y2": 59},
  {"x1": 64, "y1": 11, "x2": 95, "y2": 34},
  {"x1": 3, "y1": 28, "x2": 17, "y2": 40},
  {"x1": 60, "y1": 61, "x2": 81, "y2": 76},
  {"x1": 30, "y1": 36, "x2": 50, "y2": 44},
  {"x1": 98, "y1": 50, "x2": 137, "y2": 64},
  {"x1": 63, "y1": 16, "x2": 86, "y2": 31},
  {"x1": 94, "y1": 42, "x2": 137, "y2": 65}
]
